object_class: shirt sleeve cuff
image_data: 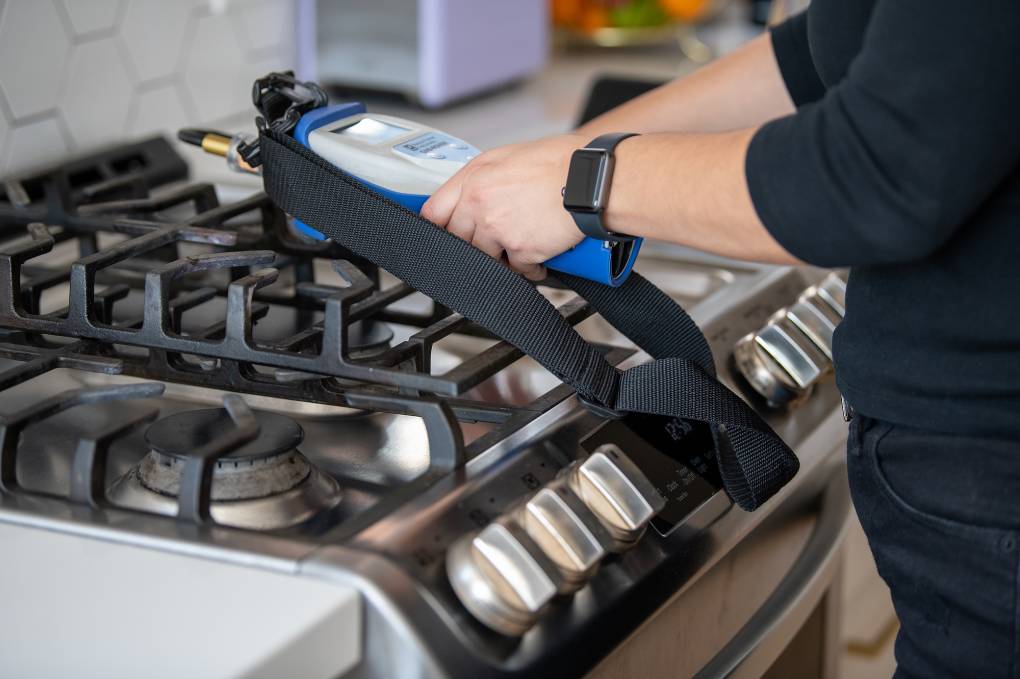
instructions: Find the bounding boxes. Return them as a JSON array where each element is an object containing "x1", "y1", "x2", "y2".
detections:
[
  {"x1": 746, "y1": 115, "x2": 838, "y2": 267},
  {"x1": 770, "y1": 11, "x2": 826, "y2": 108}
]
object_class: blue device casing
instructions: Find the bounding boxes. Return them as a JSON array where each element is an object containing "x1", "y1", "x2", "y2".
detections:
[{"x1": 292, "y1": 104, "x2": 641, "y2": 286}]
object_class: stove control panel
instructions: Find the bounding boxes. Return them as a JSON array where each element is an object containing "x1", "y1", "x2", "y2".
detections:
[
  {"x1": 734, "y1": 272, "x2": 847, "y2": 407},
  {"x1": 446, "y1": 444, "x2": 664, "y2": 636}
]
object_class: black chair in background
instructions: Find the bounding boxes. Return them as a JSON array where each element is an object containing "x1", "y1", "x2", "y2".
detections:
[{"x1": 576, "y1": 76, "x2": 665, "y2": 126}]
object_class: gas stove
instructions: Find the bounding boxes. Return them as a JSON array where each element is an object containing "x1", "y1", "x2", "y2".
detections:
[{"x1": 0, "y1": 137, "x2": 851, "y2": 678}]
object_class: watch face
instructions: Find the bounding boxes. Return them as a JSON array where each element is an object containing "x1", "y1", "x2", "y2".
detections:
[{"x1": 563, "y1": 149, "x2": 608, "y2": 211}]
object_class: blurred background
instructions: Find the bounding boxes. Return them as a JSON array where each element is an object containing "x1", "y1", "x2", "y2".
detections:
[{"x1": 0, "y1": 0, "x2": 810, "y2": 178}]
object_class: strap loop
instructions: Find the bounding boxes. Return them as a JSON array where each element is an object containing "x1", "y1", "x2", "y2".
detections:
[{"x1": 578, "y1": 394, "x2": 627, "y2": 420}]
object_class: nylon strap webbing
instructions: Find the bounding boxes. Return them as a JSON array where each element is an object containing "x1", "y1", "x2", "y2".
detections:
[{"x1": 259, "y1": 130, "x2": 798, "y2": 511}]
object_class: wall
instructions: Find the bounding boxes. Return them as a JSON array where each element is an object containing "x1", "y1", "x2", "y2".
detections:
[{"x1": 0, "y1": 0, "x2": 298, "y2": 178}]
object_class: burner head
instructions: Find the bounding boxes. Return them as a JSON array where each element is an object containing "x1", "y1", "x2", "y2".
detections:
[
  {"x1": 146, "y1": 408, "x2": 304, "y2": 463},
  {"x1": 109, "y1": 408, "x2": 341, "y2": 530},
  {"x1": 348, "y1": 319, "x2": 394, "y2": 359},
  {"x1": 141, "y1": 409, "x2": 306, "y2": 501}
]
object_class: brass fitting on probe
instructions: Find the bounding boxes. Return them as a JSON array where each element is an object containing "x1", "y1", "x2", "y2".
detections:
[{"x1": 177, "y1": 128, "x2": 260, "y2": 175}]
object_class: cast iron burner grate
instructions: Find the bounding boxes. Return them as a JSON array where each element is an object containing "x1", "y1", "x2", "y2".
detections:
[{"x1": 0, "y1": 136, "x2": 630, "y2": 528}]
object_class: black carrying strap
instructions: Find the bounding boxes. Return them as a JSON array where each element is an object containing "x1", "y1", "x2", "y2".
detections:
[{"x1": 259, "y1": 130, "x2": 798, "y2": 511}]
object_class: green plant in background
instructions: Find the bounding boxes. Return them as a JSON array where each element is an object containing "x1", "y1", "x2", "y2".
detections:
[{"x1": 609, "y1": 0, "x2": 670, "y2": 27}]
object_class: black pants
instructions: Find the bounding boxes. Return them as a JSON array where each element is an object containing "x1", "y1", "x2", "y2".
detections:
[{"x1": 847, "y1": 415, "x2": 1020, "y2": 678}]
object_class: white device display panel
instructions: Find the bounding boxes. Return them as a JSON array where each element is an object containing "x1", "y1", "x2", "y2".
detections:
[
  {"x1": 308, "y1": 113, "x2": 480, "y2": 196},
  {"x1": 337, "y1": 118, "x2": 410, "y2": 144}
]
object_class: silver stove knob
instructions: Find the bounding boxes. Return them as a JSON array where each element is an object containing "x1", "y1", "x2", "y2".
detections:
[
  {"x1": 734, "y1": 313, "x2": 830, "y2": 407},
  {"x1": 446, "y1": 521, "x2": 560, "y2": 636},
  {"x1": 568, "y1": 444, "x2": 665, "y2": 552},
  {"x1": 815, "y1": 273, "x2": 847, "y2": 317},
  {"x1": 518, "y1": 485, "x2": 609, "y2": 591},
  {"x1": 786, "y1": 296, "x2": 838, "y2": 360}
]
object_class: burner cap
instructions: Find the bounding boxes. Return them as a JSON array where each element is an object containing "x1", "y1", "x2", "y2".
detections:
[
  {"x1": 349, "y1": 320, "x2": 394, "y2": 358},
  {"x1": 111, "y1": 406, "x2": 343, "y2": 527},
  {"x1": 145, "y1": 408, "x2": 303, "y2": 462}
]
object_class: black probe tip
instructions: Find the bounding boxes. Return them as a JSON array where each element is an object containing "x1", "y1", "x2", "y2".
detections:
[{"x1": 177, "y1": 128, "x2": 228, "y2": 147}]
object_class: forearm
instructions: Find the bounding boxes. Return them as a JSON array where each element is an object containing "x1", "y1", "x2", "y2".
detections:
[
  {"x1": 423, "y1": 54, "x2": 801, "y2": 278},
  {"x1": 606, "y1": 130, "x2": 799, "y2": 264},
  {"x1": 576, "y1": 33, "x2": 795, "y2": 137}
]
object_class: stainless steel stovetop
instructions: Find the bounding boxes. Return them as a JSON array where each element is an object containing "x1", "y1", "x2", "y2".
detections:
[{"x1": 0, "y1": 137, "x2": 850, "y2": 679}]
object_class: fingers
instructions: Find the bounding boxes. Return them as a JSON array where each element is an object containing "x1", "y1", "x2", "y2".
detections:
[
  {"x1": 445, "y1": 200, "x2": 504, "y2": 264},
  {"x1": 471, "y1": 227, "x2": 505, "y2": 262},
  {"x1": 422, "y1": 141, "x2": 557, "y2": 283},
  {"x1": 445, "y1": 201, "x2": 476, "y2": 243},
  {"x1": 507, "y1": 252, "x2": 547, "y2": 282},
  {"x1": 420, "y1": 167, "x2": 467, "y2": 227},
  {"x1": 421, "y1": 147, "x2": 509, "y2": 226},
  {"x1": 446, "y1": 201, "x2": 543, "y2": 281}
]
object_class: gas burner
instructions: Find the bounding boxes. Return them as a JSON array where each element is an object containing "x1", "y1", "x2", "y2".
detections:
[
  {"x1": 109, "y1": 409, "x2": 341, "y2": 530},
  {"x1": 142, "y1": 409, "x2": 307, "y2": 499},
  {"x1": 347, "y1": 319, "x2": 394, "y2": 359}
]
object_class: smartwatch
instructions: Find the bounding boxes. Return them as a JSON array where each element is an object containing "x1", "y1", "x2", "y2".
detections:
[{"x1": 562, "y1": 132, "x2": 639, "y2": 242}]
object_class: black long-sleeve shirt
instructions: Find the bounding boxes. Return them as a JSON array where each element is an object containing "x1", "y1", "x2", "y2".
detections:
[{"x1": 746, "y1": 2, "x2": 1020, "y2": 437}]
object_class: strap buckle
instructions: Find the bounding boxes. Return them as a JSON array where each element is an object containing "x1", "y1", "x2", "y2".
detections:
[
  {"x1": 239, "y1": 71, "x2": 329, "y2": 167},
  {"x1": 578, "y1": 394, "x2": 627, "y2": 420}
]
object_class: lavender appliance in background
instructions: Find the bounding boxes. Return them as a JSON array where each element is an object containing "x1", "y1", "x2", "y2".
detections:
[{"x1": 312, "y1": 0, "x2": 549, "y2": 108}]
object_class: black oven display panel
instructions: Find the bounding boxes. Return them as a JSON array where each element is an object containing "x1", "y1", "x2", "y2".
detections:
[{"x1": 581, "y1": 414, "x2": 723, "y2": 536}]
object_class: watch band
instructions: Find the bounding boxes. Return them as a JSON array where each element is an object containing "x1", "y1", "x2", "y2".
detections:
[
  {"x1": 572, "y1": 210, "x2": 632, "y2": 242},
  {"x1": 564, "y1": 132, "x2": 639, "y2": 242},
  {"x1": 587, "y1": 132, "x2": 640, "y2": 151}
]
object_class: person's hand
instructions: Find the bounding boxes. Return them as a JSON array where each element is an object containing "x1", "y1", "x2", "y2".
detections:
[{"x1": 421, "y1": 134, "x2": 588, "y2": 281}]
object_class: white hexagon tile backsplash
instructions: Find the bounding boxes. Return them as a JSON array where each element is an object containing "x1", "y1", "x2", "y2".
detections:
[
  {"x1": 0, "y1": 0, "x2": 73, "y2": 120},
  {"x1": 60, "y1": 0, "x2": 122, "y2": 37},
  {"x1": 0, "y1": 0, "x2": 298, "y2": 177}
]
